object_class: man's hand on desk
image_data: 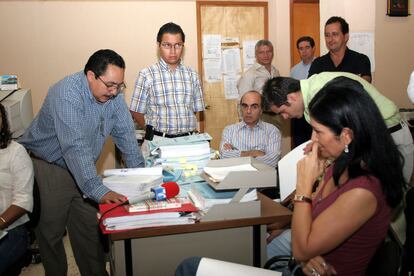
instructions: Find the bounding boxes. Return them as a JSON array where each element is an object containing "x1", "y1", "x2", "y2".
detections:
[{"x1": 100, "y1": 191, "x2": 128, "y2": 204}]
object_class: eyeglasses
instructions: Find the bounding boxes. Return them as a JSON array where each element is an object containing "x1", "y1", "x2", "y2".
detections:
[
  {"x1": 160, "y1": 42, "x2": 184, "y2": 50},
  {"x1": 97, "y1": 76, "x2": 126, "y2": 91}
]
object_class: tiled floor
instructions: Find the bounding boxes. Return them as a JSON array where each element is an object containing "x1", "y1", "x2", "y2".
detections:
[{"x1": 20, "y1": 235, "x2": 81, "y2": 276}]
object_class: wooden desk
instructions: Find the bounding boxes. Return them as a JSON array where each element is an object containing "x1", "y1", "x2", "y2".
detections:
[{"x1": 108, "y1": 194, "x2": 291, "y2": 276}]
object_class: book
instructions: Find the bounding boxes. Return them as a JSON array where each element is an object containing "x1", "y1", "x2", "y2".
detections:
[
  {"x1": 188, "y1": 181, "x2": 257, "y2": 210},
  {"x1": 99, "y1": 201, "x2": 198, "y2": 233},
  {"x1": 127, "y1": 198, "x2": 184, "y2": 212}
]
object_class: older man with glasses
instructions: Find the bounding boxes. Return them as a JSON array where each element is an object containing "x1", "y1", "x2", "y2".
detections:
[
  {"x1": 130, "y1": 22, "x2": 205, "y2": 156},
  {"x1": 20, "y1": 49, "x2": 144, "y2": 276}
]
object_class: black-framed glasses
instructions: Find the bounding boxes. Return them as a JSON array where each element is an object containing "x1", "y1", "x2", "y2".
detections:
[
  {"x1": 160, "y1": 42, "x2": 184, "y2": 50},
  {"x1": 97, "y1": 76, "x2": 126, "y2": 91}
]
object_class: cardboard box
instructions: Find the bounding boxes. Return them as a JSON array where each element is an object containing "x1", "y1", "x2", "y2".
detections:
[{"x1": 200, "y1": 157, "x2": 277, "y2": 221}]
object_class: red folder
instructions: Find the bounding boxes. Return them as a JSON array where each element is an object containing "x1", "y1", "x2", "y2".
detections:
[{"x1": 98, "y1": 201, "x2": 198, "y2": 234}]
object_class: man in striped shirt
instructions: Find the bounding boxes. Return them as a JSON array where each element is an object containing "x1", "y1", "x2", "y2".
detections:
[
  {"x1": 220, "y1": 91, "x2": 281, "y2": 167},
  {"x1": 130, "y1": 22, "x2": 205, "y2": 142}
]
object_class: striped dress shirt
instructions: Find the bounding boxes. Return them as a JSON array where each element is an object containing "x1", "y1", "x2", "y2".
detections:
[
  {"x1": 129, "y1": 58, "x2": 205, "y2": 134},
  {"x1": 219, "y1": 120, "x2": 281, "y2": 167},
  {"x1": 19, "y1": 71, "x2": 144, "y2": 202}
]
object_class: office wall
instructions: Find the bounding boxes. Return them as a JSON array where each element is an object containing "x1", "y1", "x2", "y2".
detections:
[
  {"x1": 0, "y1": 0, "x2": 291, "y2": 170},
  {"x1": 319, "y1": 0, "x2": 414, "y2": 107}
]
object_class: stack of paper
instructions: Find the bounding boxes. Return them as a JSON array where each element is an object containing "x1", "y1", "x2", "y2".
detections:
[
  {"x1": 149, "y1": 134, "x2": 213, "y2": 177},
  {"x1": 203, "y1": 163, "x2": 257, "y2": 182},
  {"x1": 99, "y1": 202, "x2": 198, "y2": 233},
  {"x1": 188, "y1": 181, "x2": 257, "y2": 210},
  {"x1": 102, "y1": 167, "x2": 163, "y2": 199}
]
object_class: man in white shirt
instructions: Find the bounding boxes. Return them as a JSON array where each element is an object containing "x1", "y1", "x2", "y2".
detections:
[{"x1": 237, "y1": 40, "x2": 280, "y2": 96}]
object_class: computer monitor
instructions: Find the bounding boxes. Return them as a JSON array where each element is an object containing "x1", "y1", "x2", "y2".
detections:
[{"x1": 0, "y1": 89, "x2": 34, "y2": 138}]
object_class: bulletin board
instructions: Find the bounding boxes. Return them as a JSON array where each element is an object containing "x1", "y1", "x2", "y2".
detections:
[{"x1": 196, "y1": 1, "x2": 268, "y2": 150}]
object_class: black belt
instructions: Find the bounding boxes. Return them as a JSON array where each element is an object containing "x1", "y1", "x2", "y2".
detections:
[
  {"x1": 388, "y1": 123, "x2": 402, "y2": 134},
  {"x1": 153, "y1": 130, "x2": 196, "y2": 138}
]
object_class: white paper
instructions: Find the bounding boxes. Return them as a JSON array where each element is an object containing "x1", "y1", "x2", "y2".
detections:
[
  {"x1": 196, "y1": 258, "x2": 281, "y2": 276},
  {"x1": 204, "y1": 163, "x2": 257, "y2": 182},
  {"x1": 203, "y1": 58, "x2": 222, "y2": 83},
  {"x1": 222, "y1": 48, "x2": 242, "y2": 73},
  {"x1": 278, "y1": 140, "x2": 309, "y2": 201},
  {"x1": 202, "y1": 34, "x2": 222, "y2": 59},
  {"x1": 221, "y1": 37, "x2": 240, "y2": 44},
  {"x1": 223, "y1": 73, "x2": 241, "y2": 100},
  {"x1": 103, "y1": 167, "x2": 162, "y2": 177},
  {"x1": 349, "y1": 32, "x2": 375, "y2": 72},
  {"x1": 242, "y1": 40, "x2": 258, "y2": 71}
]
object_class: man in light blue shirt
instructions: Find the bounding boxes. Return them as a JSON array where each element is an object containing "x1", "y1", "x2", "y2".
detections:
[
  {"x1": 290, "y1": 36, "x2": 316, "y2": 80},
  {"x1": 20, "y1": 49, "x2": 144, "y2": 276},
  {"x1": 220, "y1": 91, "x2": 281, "y2": 167}
]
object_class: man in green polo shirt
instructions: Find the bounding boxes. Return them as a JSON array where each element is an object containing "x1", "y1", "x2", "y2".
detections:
[{"x1": 262, "y1": 71, "x2": 413, "y2": 183}]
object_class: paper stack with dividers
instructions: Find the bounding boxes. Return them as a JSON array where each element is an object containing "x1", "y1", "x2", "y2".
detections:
[
  {"x1": 149, "y1": 133, "x2": 212, "y2": 177},
  {"x1": 102, "y1": 167, "x2": 163, "y2": 199}
]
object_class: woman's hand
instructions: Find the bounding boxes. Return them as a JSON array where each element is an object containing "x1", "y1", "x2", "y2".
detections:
[
  {"x1": 302, "y1": 256, "x2": 337, "y2": 276},
  {"x1": 296, "y1": 143, "x2": 325, "y2": 195}
]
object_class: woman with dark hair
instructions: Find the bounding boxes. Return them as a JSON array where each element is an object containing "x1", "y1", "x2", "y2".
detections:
[
  {"x1": 292, "y1": 77, "x2": 405, "y2": 275},
  {"x1": 0, "y1": 103, "x2": 34, "y2": 274}
]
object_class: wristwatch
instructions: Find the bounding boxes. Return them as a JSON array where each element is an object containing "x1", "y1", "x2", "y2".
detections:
[{"x1": 293, "y1": 194, "x2": 312, "y2": 203}]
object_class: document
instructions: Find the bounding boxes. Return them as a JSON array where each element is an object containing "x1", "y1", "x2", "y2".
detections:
[
  {"x1": 278, "y1": 140, "x2": 309, "y2": 201},
  {"x1": 203, "y1": 163, "x2": 257, "y2": 182},
  {"x1": 222, "y1": 48, "x2": 241, "y2": 73},
  {"x1": 197, "y1": 257, "x2": 281, "y2": 276},
  {"x1": 223, "y1": 73, "x2": 240, "y2": 100},
  {"x1": 202, "y1": 34, "x2": 222, "y2": 59},
  {"x1": 242, "y1": 40, "x2": 258, "y2": 71}
]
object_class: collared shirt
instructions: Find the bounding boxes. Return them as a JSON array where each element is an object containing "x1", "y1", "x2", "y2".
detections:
[
  {"x1": 407, "y1": 71, "x2": 414, "y2": 103},
  {"x1": 290, "y1": 59, "x2": 314, "y2": 80},
  {"x1": 219, "y1": 120, "x2": 281, "y2": 167},
  {"x1": 308, "y1": 47, "x2": 371, "y2": 79},
  {"x1": 237, "y1": 63, "x2": 280, "y2": 97},
  {"x1": 20, "y1": 71, "x2": 144, "y2": 202},
  {"x1": 130, "y1": 58, "x2": 205, "y2": 135},
  {"x1": 300, "y1": 72, "x2": 400, "y2": 128},
  {"x1": 0, "y1": 141, "x2": 34, "y2": 230}
]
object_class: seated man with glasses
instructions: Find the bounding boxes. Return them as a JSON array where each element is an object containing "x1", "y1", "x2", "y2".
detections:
[
  {"x1": 219, "y1": 91, "x2": 281, "y2": 168},
  {"x1": 20, "y1": 49, "x2": 144, "y2": 276},
  {"x1": 130, "y1": 22, "x2": 205, "y2": 155}
]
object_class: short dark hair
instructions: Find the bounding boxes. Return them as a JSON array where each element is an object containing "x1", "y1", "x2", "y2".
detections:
[
  {"x1": 157, "y1": 22, "x2": 185, "y2": 43},
  {"x1": 262, "y1": 77, "x2": 300, "y2": 109},
  {"x1": 309, "y1": 77, "x2": 405, "y2": 208},
  {"x1": 0, "y1": 103, "x2": 12, "y2": 149},
  {"x1": 83, "y1": 49, "x2": 125, "y2": 78},
  {"x1": 325, "y1": 16, "x2": 349, "y2": 34},
  {"x1": 296, "y1": 36, "x2": 315, "y2": 48}
]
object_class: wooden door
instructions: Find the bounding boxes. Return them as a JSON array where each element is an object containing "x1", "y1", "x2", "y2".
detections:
[
  {"x1": 291, "y1": 0, "x2": 320, "y2": 66},
  {"x1": 197, "y1": 1, "x2": 268, "y2": 150}
]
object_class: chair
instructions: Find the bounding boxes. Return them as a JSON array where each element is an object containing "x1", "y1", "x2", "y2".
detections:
[
  {"x1": 2, "y1": 176, "x2": 42, "y2": 275},
  {"x1": 264, "y1": 229, "x2": 404, "y2": 276}
]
